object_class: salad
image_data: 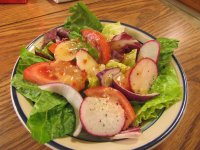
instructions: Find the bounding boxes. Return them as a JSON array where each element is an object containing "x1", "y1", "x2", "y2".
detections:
[{"x1": 12, "y1": 2, "x2": 182, "y2": 144}]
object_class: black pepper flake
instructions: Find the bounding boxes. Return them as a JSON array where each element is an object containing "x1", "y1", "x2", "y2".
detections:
[
  {"x1": 103, "y1": 124, "x2": 105, "y2": 127},
  {"x1": 105, "y1": 114, "x2": 108, "y2": 117}
]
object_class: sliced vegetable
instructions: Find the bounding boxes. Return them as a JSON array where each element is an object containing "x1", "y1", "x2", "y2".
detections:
[
  {"x1": 113, "y1": 77, "x2": 159, "y2": 101},
  {"x1": 102, "y1": 22, "x2": 125, "y2": 41},
  {"x1": 80, "y1": 97, "x2": 125, "y2": 136},
  {"x1": 23, "y1": 62, "x2": 59, "y2": 85},
  {"x1": 76, "y1": 49, "x2": 99, "y2": 75},
  {"x1": 129, "y1": 58, "x2": 158, "y2": 94},
  {"x1": 84, "y1": 86, "x2": 136, "y2": 130},
  {"x1": 39, "y1": 83, "x2": 83, "y2": 136},
  {"x1": 137, "y1": 40, "x2": 160, "y2": 64},
  {"x1": 81, "y1": 29, "x2": 111, "y2": 64},
  {"x1": 54, "y1": 41, "x2": 79, "y2": 61},
  {"x1": 23, "y1": 61, "x2": 87, "y2": 91},
  {"x1": 96, "y1": 68, "x2": 120, "y2": 86}
]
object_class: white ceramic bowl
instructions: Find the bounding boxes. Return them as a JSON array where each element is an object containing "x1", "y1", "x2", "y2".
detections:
[{"x1": 11, "y1": 21, "x2": 187, "y2": 150}]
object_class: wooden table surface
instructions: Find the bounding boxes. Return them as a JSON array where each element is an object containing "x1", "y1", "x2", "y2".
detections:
[{"x1": 0, "y1": 0, "x2": 199, "y2": 149}]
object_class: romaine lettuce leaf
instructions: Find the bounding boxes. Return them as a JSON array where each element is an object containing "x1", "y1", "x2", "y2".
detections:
[
  {"x1": 102, "y1": 22, "x2": 125, "y2": 41},
  {"x1": 12, "y1": 74, "x2": 42, "y2": 103},
  {"x1": 12, "y1": 74, "x2": 75, "y2": 143},
  {"x1": 157, "y1": 38, "x2": 179, "y2": 70},
  {"x1": 134, "y1": 65, "x2": 182, "y2": 126},
  {"x1": 27, "y1": 104, "x2": 75, "y2": 144},
  {"x1": 64, "y1": 1, "x2": 103, "y2": 38},
  {"x1": 16, "y1": 47, "x2": 48, "y2": 74}
]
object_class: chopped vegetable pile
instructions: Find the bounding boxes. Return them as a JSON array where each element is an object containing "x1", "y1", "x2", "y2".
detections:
[{"x1": 12, "y1": 2, "x2": 182, "y2": 144}]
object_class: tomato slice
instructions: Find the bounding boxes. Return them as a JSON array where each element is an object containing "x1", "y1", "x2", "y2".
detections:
[
  {"x1": 81, "y1": 29, "x2": 111, "y2": 64},
  {"x1": 23, "y1": 62, "x2": 58, "y2": 85},
  {"x1": 84, "y1": 86, "x2": 136, "y2": 130},
  {"x1": 23, "y1": 61, "x2": 87, "y2": 91}
]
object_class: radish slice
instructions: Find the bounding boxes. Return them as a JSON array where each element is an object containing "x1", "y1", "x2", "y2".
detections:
[
  {"x1": 39, "y1": 83, "x2": 83, "y2": 137},
  {"x1": 113, "y1": 75, "x2": 159, "y2": 101},
  {"x1": 54, "y1": 41, "x2": 78, "y2": 61},
  {"x1": 96, "y1": 68, "x2": 120, "y2": 86},
  {"x1": 76, "y1": 50, "x2": 99, "y2": 75},
  {"x1": 80, "y1": 97, "x2": 125, "y2": 137},
  {"x1": 137, "y1": 40, "x2": 160, "y2": 64},
  {"x1": 129, "y1": 58, "x2": 158, "y2": 94},
  {"x1": 110, "y1": 127, "x2": 141, "y2": 140}
]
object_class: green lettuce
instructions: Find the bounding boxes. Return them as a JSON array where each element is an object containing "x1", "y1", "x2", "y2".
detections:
[
  {"x1": 134, "y1": 65, "x2": 182, "y2": 126},
  {"x1": 157, "y1": 38, "x2": 179, "y2": 70},
  {"x1": 106, "y1": 60, "x2": 130, "y2": 73},
  {"x1": 12, "y1": 74, "x2": 75, "y2": 143},
  {"x1": 122, "y1": 49, "x2": 137, "y2": 67},
  {"x1": 102, "y1": 22, "x2": 125, "y2": 41},
  {"x1": 78, "y1": 42, "x2": 99, "y2": 60},
  {"x1": 12, "y1": 74, "x2": 42, "y2": 103},
  {"x1": 16, "y1": 47, "x2": 48, "y2": 74},
  {"x1": 64, "y1": 1, "x2": 103, "y2": 38},
  {"x1": 12, "y1": 47, "x2": 75, "y2": 143},
  {"x1": 35, "y1": 42, "x2": 54, "y2": 60},
  {"x1": 87, "y1": 76, "x2": 100, "y2": 88},
  {"x1": 27, "y1": 104, "x2": 75, "y2": 144}
]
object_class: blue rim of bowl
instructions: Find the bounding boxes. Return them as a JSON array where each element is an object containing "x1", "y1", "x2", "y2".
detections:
[{"x1": 10, "y1": 20, "x2": 187, "y2": 150}]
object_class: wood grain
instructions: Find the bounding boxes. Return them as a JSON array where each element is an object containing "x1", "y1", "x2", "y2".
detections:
[
  {"x1": 0, "y1": 0, "x2": 101, "y2": 27},
  {"x1": 0, "y1": 0, "x2": 199, "y2": 149},
  {"x1": 178, "y1": 0, "x2": 200, "y2": 12}
]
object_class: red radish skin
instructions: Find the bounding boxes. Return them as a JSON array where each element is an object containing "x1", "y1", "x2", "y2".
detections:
[
  {"x1": 84, "y1": 86, "x2": 136, "y2": 130},
  {"x1": 80, "y1": 97, "x2": 125, "y2": 137},
  {"x1": 129, "y1": 58, "x2": 158, "y2": 94},
  {"x1": 137, "y1": 40, "x2": 160, "y2": 64},
  {"x1": 113, "y1": 78, "x2": 159, "y2": 101}
]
